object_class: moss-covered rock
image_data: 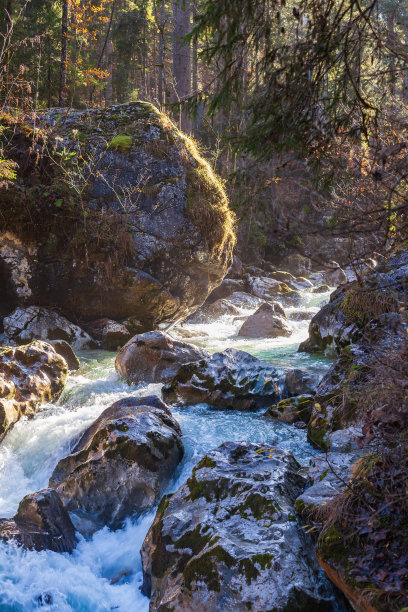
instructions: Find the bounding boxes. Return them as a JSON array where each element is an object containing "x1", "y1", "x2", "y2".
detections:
[
  {"x1": 49, "y1": 395, "x2": 183, "y2": 535},
  {"x1": 162, "y1": 347, "x2": 284, "y2": 410},
  {"x1": 0, "y1": 102, "x2": 235, "y2": 329},
  {"x1": 141, "y1": 441, "x2": 340, "y2": 611}
]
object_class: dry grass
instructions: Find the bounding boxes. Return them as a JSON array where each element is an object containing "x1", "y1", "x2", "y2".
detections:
[{"x1": 341, "y1": 285, "x2": 399, "y2": 326}]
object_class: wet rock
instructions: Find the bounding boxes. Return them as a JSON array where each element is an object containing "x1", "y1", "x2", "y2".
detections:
[
  {"x1": 224, "y1": 291, "x2": 265, "y2": 310},
  {"x1": 49, "y1": 396, "x2": 183, "y2": 535},
  {"x1": 268, "y1": 270, "x2": 296, "y2": 283},
  {"x1": 0, "y1": 489, "x2": 76, "y2": 553},
  {"x1": 187, "y1": 299, "x2": 240, "y2": 323},
  {"x1": 295, "y1": 452, "x2": 362, "y2": 520},
  {"x1": 49, "y1": 340, "x2": 80, "y2": 371},
  {"x1": 247, "y1": 276, "x2": 302, "y2": 306},
  {"x1": 323, "y1": 263, "x2": 347, "y2": 287},
  {"x1": 84, "y1": 317, "x2": 133, "y2": 350},
  {"x1": 288, "y1": 310, "x2": 314, "y2": 321},
  {"x1": 298, "y1": 285, "x2": 362, "y2": 354},
  {"x1": 265, "y1": 395, "x2": 314, "y2": 424},
  {"x1": 293, "y1": 277, "x2": 314, "y2": 290},
  {"x1": 0, "y1": 341, "x2": 68, "y2": 439},
  {"x1": 141, "y1": 441, "x2": 339, "y2": 612},
  {"x1": 3, "y1": 306, "x2": 95, "y2": 351},
  {"x1": 237, "y1": 303, "x2": 290, "y2": 338},
  {"x1": 284, "y1": 368, "x2": 319, "y2": 396},
  {"x1": 115, "y1": 331, "x2": 209, "y2": 385},
  {"x1": 310, "y1": 284, "x2": 330, "y2": 294},
  {"x1": 162, "y1": 348, "x2": 283, "y2": 410},
  {"x1": 1, "y1": 103, "x2": 234, "y2": 329},
  {"x1": 206, "y1": 278, "x2": 245, "y2": 303}
]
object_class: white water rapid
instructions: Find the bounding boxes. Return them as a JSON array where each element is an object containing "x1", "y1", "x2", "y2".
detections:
[{"x1": 0, "y1": 288, "x2": 333, "y2": 611}]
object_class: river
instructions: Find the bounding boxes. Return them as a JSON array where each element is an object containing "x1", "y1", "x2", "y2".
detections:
[{"x1": 0, "y1": 288, "x2": 332, "y2": 611}]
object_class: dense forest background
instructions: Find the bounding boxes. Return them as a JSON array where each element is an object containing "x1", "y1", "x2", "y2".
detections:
[{"x1": 1, "y1": 0, "x2": 408, "y2": 266}]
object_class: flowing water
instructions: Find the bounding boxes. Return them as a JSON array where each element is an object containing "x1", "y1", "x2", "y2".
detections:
[{"x1": 0, "y1": 289, "x2": 333, "y2": 611}]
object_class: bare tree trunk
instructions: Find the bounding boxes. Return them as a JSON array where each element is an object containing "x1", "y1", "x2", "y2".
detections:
[
  {"x1": 104, "y1": 25, "x2": 113, "y2": 106},
  {"x1": 157, "y1": 0, "x2": 165, "y2": 105},
  {"x1": 173, "y1": 0, "x2": 191, "y2": 132},
  {"x1": 403, "y1": 21, "x2": 408, "y2": 101},
  {"x1": 191, "y1": 1, "x2": 198, "y2": 131},
  {"x1": 59, "y1": 0, "x2": 68, "y2": 107}
]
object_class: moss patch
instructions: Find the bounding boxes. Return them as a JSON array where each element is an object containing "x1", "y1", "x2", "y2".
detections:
[{"x1": 107, "y1": 134, "x2": 133, "y2": 153}]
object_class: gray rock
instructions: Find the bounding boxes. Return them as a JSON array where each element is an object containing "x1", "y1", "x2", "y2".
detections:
[
  {"x1": 0, "y1": 489, "x2": 77, "y2": 553},
  {"x1": 284, "y1": 368, "x2": 319, "y2": 396},
  {"x1": 247, "y1": 276, "x2": 302, "y2": 306},
  {"x1": 0, "y1": 103, "x2": 234, "y2": 330},
  {"x1": 141, "y1": 441, "x2": 339, "y2": 611},
  {"x1": 49, "y1": 396, "x2": 183, "y2": 535},
  {"x1": 3, "y1": 306, "x2": 95, "y2": 351},
  {"x1": 237, "y1": 302, "x2": 290, "y2": 338},
  {"x1": 323, "y1": 263, "x2": 347, "y2": 286},
  {"x1": 295, "y1": 452, "x2": 362, "y2": 520},
  {"x1": 115, "y1": 331, "x2": 209, "y2": 385},
  {"x1": 162, "y1": 347, "x2": 284, "y2": 410}
]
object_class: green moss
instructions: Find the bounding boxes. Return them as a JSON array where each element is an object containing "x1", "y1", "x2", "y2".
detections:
[
  {"x1": 183, "y1": 545, "x2": 235, "y2": 592},
  {"x1": 197, "y1": 456, "x2": 216, "y2": 469},
  {"x1": 236, "y1": 493, "x2": 280, "y2": 520},
  {"x1": 107, "y1": 134, "x2": 133, "y2": 153},
  {"x1": 252, "y1": 553, "x2": 274, "y2": 570},
  {"x1": 238, "y1": 558, "x2": 260, "y2": 585}
]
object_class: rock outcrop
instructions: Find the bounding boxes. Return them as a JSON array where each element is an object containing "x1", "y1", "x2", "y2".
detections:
[
  {"x1": 116, "y1": 331, "x2": 209, "y2": 385},
  {"x1": 162, "y1": 348, "x2": 283, "y2": 409},
  {"x1": 238, "y1": 302, "x2": 290, "y2": 338},
  {"x1": 3, "y1": 306, "x2": 95, "y2": 351},
  {"x1": 0, "y1": 341, "x2": 68, "y2": 438},
  {"x1": 0, "y1": 489, "x2": 76, "y2": 553},
  {"x1": 0, "y1": 102, "x2": 235, "y2": 330},
  {"x1": 49, "y1": 396, "x2": 183, "y2": 535},
  {"x1": 141, "y1": 441, "x2": 339, "y2": 612}
]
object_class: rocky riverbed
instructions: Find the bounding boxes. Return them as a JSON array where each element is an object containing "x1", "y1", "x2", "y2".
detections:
[{"x1": 0, "y1": 270, "x2": 349, "y2": 611}]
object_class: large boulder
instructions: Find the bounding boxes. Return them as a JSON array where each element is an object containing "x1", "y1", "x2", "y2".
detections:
[
  {"x1": 162, "y1": 348, "x2": 283, "y2": 410},
  {"x1": 49, "y1": 396, "x2": 183, "y2": 535},
  {"x1": 247, "y1": 276, "x2": 302, "y2": 306},
  {"x1": 0, "y1": 103, "x2": 235, "y2": 330},
  {"x1": 115, "y1": 331, "x2": 209, "y2": 385},
  {"x1": 237, "y1": 302, "x2": 290, "y2": 338},
  {"x1": 141, "y1": 441, "x2": 340, "y2": 612},
  {"x1": 0, "y1": 341, "x2": 68, "y2": 439},
  {"x1": 0, "y1": 489, "x2": 76, "y2": 553},
  {"x1": 3, "y1": 306, "x2": 95, "y2": 351}
]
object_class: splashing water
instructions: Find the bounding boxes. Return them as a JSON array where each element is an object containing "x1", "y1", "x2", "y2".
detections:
[{"x1": 0, "y1": 288, "x2": 333, "y2": 611}]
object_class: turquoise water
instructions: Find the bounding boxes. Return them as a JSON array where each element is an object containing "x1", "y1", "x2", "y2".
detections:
[{"x1": 0, "y1": 288, "x2": 333, "y2": 611}]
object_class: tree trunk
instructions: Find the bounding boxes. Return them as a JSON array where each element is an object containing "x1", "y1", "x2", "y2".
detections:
[
  {"x1": 104, "y1": 25, "x2": 113, "y2": 106},
  {"x1": 158, "y1": 0, "x2": 165, "y2": 105},
  {"x1": 173, "y1": 0, "x2": 191, "y2": 132},
  {"x1": 59, "y1": 0, "x2": 68, "y2": 107}
]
